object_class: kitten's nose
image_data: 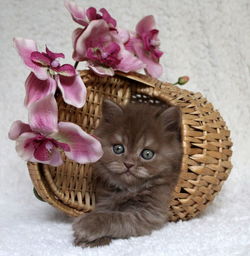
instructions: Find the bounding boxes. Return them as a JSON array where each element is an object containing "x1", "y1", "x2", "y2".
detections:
[{"x1": 124, "y1": 162, "x2": 134, "y2": 169}]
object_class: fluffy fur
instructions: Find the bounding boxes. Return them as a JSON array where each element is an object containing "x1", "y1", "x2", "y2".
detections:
[{"x1": 73, "y1": 99, "x2": 183, "y2": 248}]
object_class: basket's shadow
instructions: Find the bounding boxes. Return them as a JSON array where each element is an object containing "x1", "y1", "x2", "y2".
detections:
[{"x1": 45, "y1": 208, "x2": 74, "y2": 224}]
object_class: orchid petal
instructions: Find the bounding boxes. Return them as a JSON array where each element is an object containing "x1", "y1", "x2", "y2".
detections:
[
  {"x1": 32, "y1": 140, "x2": 63, "y2": 167},
  {"x1": 13, "y1": 37, "x2": 48, "y2": 80},
  {"x1": 136, "y1": 15, "x2": 155, "y2": 35},
  {"x1": 103, "y1": 42, "x2": 120, "y2": 55},
  {"x1": 116, "y1": 46, "x2": 145, "y2": 73},
  {"x1": 16, "y1": 132, "x2": 63, "y2": 166},
  {"x1": 33, "y1": 140, "x2": 52, "y2": 161},
  {"x1": 144, "y1": 61, "x2": 163, "y2": 78},
  {"x1": 47, "y1": 147, "x2": 64, "y2": 166},
  {"x1": 16, "y1": 132, "x2": 38, "y2": 162},
  {"x1": 86, "y1": 7, "x2": 98, "y2": 21},
  {"x1": 53, "y1": 64, "x2": 76, "y2": 77},
  {"x1": 8, "y1": 120, "x2": 32, "y2": 140},
  {"x1": 89, "y1": 64, "x2": 115, "y2": 76},
  {"x1": 30, "y1": 51, "x2": 51, "y2": 66},
  {"x1": 64, "y1": 0, "x2": 89, "y2": 27},
  {"x1": 154, "y1": 48, "x2": 164, "y2": 59},
  {"x1": 124, "y1": 37, "x2": 136, "y2": 53},
  {"x1": 86, "y1": 48, "x2": 97, "y2": 61},
  {"x1": 28, "y1": 94, "x2": 58, "y2": 135},
  {"x1": 45, "y1": 46, "x2": 65, "y2": 60},
  {"x1": 33, "y1": 143, "x2": 63, "y2": 166},
  {"x1": 48, "y1": 148, "x2": 63, "y2": 166},
  {"x1": 55, "y1": 141, "x2": 70, "y2": 152},
  {"x1": 99, "y1": 8, "x2": 117, "y2": 27},
  {"x1": 115, "y1": 28, "x2": 130, "y2": 44},
  {"x1": 133, "y1": 39, "x2": 163, "y2": 78},
  {"x1": 57, "y1": 74, "x2": 86, "y2": 108},
  {"x1": 74, "y1": 20, "x2": 112, "y2": 61},
  {"x1": 56, "y1": 122, "x2": 103, "y2": 164},
  {"x1": 24, "y1": 72, "x2": 57, "y2": 107},
  {"x1": 149, "y1": 29, "x2": 160, "y2": 41},
  {"x1": 72, "y1": 28, "x2": 85, "y2": 61}
]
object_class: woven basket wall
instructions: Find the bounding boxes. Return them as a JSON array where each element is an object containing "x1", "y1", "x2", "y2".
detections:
[{"x1": 27, "y1": 70, "x2": 233, "y2": 222}]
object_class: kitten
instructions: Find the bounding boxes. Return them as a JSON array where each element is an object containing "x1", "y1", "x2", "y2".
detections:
[{"x1": 73, "y1": 99, "x2": 183, "y2": 248}]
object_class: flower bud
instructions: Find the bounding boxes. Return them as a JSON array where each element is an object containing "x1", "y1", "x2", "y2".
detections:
[{"x1": 174, "y1": 76, "x2": 189, "y2": 85}]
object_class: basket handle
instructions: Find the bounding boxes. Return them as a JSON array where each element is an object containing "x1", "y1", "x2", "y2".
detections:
[
  {"x1": 79, "y1": 69, "x2": 158, "y2": 88},
  {"x1": 115, "y1": 71, "x2": 157, "y2": 88}
]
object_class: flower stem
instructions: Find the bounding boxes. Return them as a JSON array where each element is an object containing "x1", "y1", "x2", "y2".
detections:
[{"x1": 74, "y1": 61, "x2": 79, "y2": 69}]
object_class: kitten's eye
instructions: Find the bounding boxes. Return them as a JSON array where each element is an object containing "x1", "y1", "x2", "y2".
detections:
[
  {"x1": 140, "y1": 149, "x2": 154, "y2": 160},
  {"x1": 113, "y1": 144, "x2": 125, "y2": 154}
]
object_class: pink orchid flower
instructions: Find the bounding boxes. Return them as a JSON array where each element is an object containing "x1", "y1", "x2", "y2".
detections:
[
  {"x1": 65, "y1": 1, "x2": 143, "y2": 75},
  {"x1": 72, "y1": 19, "x2": 144, "y2": 76},
  {"x1": 64, "y1": 1, "x2": 116, "y2": 28},
  {"x1": 65, "y1": 1, "x2": 117, "y2": 62},
  {"x1": 8, "y1": 95, "x2": 103, "y2": 166},
  {"x1": 14, "y1": 38, "x2": 86, "y2": 108},
  {"x1": 125, "y1": 15, "x2": 164, "y2": 78}
]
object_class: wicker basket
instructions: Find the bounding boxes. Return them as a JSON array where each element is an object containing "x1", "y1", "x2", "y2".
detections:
[{"x1": 27, "y1": 70, "x2": 233, "y2": 221}]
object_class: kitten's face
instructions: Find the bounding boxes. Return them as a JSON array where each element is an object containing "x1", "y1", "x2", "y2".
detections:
[
  {"x1": 98, "y1": 132, "x2": 178, "y2": 186},
  {"x1": 94, "y1": 100, "x2": 183, "y2": 188}
]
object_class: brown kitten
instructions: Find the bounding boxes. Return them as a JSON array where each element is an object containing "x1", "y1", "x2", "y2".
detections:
[{"x1": 73, "y1": 99, "x2": 183, "y2": 248}]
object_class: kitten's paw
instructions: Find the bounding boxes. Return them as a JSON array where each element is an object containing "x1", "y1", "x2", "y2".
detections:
[
  {"x1": 73, "y1": 212, "x2": 109, "y2": 247},
  {"x1": 74, "y1": 234, "x2": 88, "y2": 247},
  {"x1": 86, "y1": 237, "x2": 112, "y2": 248},
  {"x1": 73, "y1": 225, "x2": 96, "y2": 247},
  {"x1": 74, "y1": 234, "x2": 111, "y2": 248}
]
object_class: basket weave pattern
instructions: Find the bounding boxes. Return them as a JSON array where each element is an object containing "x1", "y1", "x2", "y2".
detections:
[{"x1": 28, "y1": 70, "x2": 232, "y2": 221}]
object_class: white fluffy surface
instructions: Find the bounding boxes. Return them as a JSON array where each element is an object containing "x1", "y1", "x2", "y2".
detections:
[{"x1": 1, "y1": 0, "x2": 250, "y2": 255}]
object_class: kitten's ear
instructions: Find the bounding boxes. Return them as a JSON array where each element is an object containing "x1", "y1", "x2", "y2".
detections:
[
  {"x1": 102, "y1": 100, "x2": 123, "y2": 123},
  {"x1": 159, "y1": 106, "x2": 182, "y2": 132}
]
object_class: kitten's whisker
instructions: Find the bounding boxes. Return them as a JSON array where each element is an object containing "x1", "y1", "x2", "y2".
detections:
[{"x1": 164, "y1": 152, "x2": 179, "y2": 156}]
